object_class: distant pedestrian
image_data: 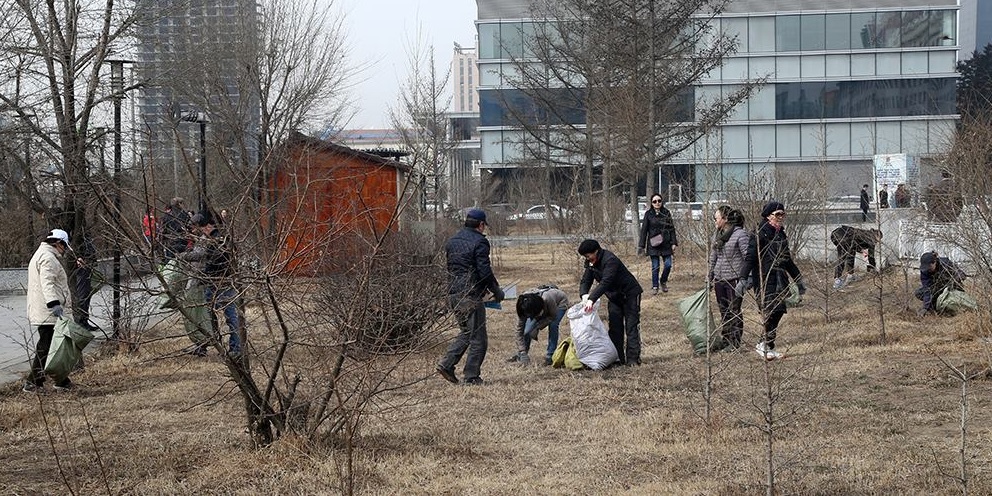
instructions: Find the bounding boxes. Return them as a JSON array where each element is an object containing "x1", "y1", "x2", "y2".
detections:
[
  {"x1": 23, "y1": 229, "x2": 75, "y2": 392},
  {"x1": 161, "y1": 197, "x2": 191, "y2": 260},
  {"x1": 708, "y1": 206, "x2": 748, "y2": 350},
  {"x1": 830, "y1": 226, "x2": 881, "y2": 289},
  {"x1": 738, "y1": 202, "x2": 805, "y2": 361},
  {"x1": 141, "y1": 207, "x2": 156, "y2": 248},
  {"x1": 437, "y1": 208, "x2": 503, "y2": 385},
  {"x1": 508, "y1": 285, "x2": 569, "y2": 366},
  {"x1": 878, "y1": 184, "x2": 889, "y2": 209},
  {"x1": 860, "y1": 184, "x2": 871, "y2": 222},
  {"x1": 72, "y1": 235, "x2": 98, "y2": 331},
  {"x1": 637, "y1": 194, "x2": 678, "y2": 294},
  {"x1": 578, "y1": 239, "x2": 643, "y2": 366},
  {"x1": 179, "y1": 213, "x2": 243, "y2": 357}
]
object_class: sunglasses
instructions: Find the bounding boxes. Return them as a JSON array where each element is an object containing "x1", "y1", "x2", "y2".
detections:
[
  {"x1": 651, "y1": 199, "x2": 662, "y2": 204},
  {"x1": 772, "y1": 211, "x2": 786, "y2": 217}
]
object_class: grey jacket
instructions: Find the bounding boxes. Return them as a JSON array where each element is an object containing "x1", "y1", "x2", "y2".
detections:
[
  {"x1": 515, "y1": 287, "x2": 570, "y2": 335},
  {"x1": 708, "y1": 226, "x2": 749, "y2": 282}
]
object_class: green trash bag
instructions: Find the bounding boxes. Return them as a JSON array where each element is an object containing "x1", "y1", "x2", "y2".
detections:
[
  {"x1": 551, "y1": 337, "x2": 585, "y2": 370},
  {"x1": 182, "y1": 286, "x2": 213, "y2": 345},
  {"x1": 678, "y1": 288, "x2": 723, "y2": 354},
  {"x1": 158, "y1": 259, "x2": 189, "y2": 308},
  {"x1": 936, "y1": 288, "x2": 978, "y2": 315},
  {"x1": 784, "y1": 281, "x2": 803, "y2": 308},
  {"x1": 44, "y1": 318, "x2": 95, "y2": 383}
]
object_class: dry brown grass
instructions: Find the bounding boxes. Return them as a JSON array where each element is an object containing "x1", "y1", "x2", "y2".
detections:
[{"x1": 2, "y1": 241, "x2": 992, "y2": 494}]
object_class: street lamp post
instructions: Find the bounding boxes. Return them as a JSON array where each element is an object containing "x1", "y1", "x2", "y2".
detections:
[
  {"x1": 177, "y1": 111, "x2": 209, "y2": 211},
  {"x1": 108, "y1": 59, "x2": 131, "y2": 338}
]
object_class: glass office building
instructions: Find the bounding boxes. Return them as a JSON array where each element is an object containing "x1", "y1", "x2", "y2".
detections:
[{"x1": 475, "y1": 0, "x2": 960, "y2": 198}]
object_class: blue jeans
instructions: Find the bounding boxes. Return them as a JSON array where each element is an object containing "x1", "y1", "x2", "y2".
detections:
[
  {"x1": 651, "y1": 255, "x2": 673, "y2": 288},
  {"x1": 205, "y1": 286, "x2": 242, "y2": 353},
  {"x1": 522, "y1": 309, "x2": 566, "y2": 358}
]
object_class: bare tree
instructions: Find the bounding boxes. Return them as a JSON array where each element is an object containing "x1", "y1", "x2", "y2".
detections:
[
  {"x1": 0, "y1": 1, "x2": 144, "y2": 264},
  {"x1": 494, "y1": 0, "x2": 759, "y2": 232},
  {"x1": 389, "y1": 28, "x2": 455, "y2": 221}
]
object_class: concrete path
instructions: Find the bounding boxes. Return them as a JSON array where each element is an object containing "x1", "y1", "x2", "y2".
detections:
[{"x1": 0, "y1": 277, "x2": 174, "y2": 385}]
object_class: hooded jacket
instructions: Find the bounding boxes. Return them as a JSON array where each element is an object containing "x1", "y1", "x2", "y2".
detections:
[{"x1": 27, "y1": 242, "x2": 72, "y2": 326}]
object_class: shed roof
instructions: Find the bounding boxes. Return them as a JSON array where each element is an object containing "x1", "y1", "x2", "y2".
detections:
[{"x1": 286, "y1": 131, "x2": 411, "y2": 172}]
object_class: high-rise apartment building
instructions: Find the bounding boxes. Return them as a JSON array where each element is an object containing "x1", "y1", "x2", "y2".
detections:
[
  {"x1": 134, "y1": 0, "x2": 260, "y2": 201},
  {"x1": 476, "y1": 0, "x2": 960, "y2": 200},
  {"x1": 452, "y1": 43, "x2": 480, "y2": 113}
]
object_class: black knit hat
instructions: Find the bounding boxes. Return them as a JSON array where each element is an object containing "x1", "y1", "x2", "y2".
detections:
[
  {"x1": 577, "y1": 239, "x2": 600, "y2": 255},
  {"x1": 760, "y1": 201, "x2": 785, "y2": 219}
]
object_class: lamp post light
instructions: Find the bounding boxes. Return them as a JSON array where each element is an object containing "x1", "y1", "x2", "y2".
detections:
[
  {"x1": 177, "y1": 110, "x2": 209, "y2": 212},
  {"x1": 108, "y1": 59, "x2": 131, "y2": 338}
]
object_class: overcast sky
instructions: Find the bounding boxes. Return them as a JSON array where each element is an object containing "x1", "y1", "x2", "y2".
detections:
[{"x1": 335, "y1": 0, "x2": 478, "y2": 130}]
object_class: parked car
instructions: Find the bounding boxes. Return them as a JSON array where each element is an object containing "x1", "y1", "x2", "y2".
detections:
[
  {"x1": 507, "y1": 204, "x2": 571, "y2": 221},
  {"x1": 624, "y1": 202, "x2": 649, "y2": 223},
  {"x1": 668, "y1": 201, "x2": 704, "y2": 221}
]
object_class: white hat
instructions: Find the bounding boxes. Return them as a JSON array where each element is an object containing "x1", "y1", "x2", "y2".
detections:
[{"x1": 46, "y1": 229, "x2": 71, "y2": 249}]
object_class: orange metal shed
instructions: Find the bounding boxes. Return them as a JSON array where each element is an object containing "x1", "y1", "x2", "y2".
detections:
[{"x1": 269, "y1": 133, "x2": 410, "y2": 274}]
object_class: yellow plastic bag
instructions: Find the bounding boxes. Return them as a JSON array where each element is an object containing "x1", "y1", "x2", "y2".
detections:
[{"x1": 551, "y1": 337, "x2": 584, "y2": 370}]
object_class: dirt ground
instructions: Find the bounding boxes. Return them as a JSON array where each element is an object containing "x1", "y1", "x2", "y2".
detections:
[{"x1": 2, "y1": 241, "x2": 991, "y2": 495}]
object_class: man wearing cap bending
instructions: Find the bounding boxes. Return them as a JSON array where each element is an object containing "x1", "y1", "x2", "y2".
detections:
[
  {"x1": 24, "y1": 229, "x2": 75, "y2": 392},
  {"x1": 437, "y1": 208, "x2": 504, "y2": 385},
  {"x1": 180, "y1": 213, "x2": 242, "y2": 357}
]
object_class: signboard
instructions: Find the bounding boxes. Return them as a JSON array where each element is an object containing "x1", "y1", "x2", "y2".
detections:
[{"x1": 873, "y1": 154, "x2": 919, "y2": 207}]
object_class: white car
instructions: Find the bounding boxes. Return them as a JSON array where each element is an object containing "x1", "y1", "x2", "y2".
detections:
[
  {"x1": 507, "y1": 204, "x2": 571, "y2": 221},
  {"x1": 624, "y1": 202, "x2": 649, "y2": 223},
  {"x1": 667, "y1": 201, "x2": 705, "y2": 221}
]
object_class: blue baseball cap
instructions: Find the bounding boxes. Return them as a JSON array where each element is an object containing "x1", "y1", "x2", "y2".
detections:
[{"x1": 466, "y1": 208, "x2": 487, "y2": 222}]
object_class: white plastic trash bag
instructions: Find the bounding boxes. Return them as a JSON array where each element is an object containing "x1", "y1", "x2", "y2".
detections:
[{"x1": 566, "y1": 301, "x2": 618, "y2": 370}]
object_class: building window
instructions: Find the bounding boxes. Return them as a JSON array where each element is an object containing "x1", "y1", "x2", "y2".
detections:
[
  {"x1": 775, "y1": 78, "x2": 956, "y2": 120},
  {"x1": 875, "y1": 12, "x2": 902, "y2": 48},
  {"x1": 824, "y1": 14, "x2": 851, "y2": 50},
  {"x1": 851, "y1": 12, "x2": 876, "y2": 49},
  {"x1": 800, "y1": 14, "x2": 825, "y2": 50},
  {"x1": 775, "y1": 15, "x2": 800, "y2": 51}
]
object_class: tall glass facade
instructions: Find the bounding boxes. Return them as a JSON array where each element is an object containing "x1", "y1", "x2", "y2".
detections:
[{"x1": 476, "y1": 1, "x2": 959, "y2": 196}]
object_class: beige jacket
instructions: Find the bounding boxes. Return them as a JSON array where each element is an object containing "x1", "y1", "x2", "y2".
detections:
[{"x1": 27, "y1": 242, "x2": 72, "y2": 326}]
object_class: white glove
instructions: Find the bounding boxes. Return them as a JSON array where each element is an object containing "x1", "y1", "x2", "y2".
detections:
[{"x1": 582, "y1": 296, "x2": 594, "y2": 313}]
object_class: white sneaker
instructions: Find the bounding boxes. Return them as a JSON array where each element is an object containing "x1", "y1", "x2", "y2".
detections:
[
  {"x1": 833, "y1": 278, "x2": 844, "y2": 289},
  {"x1": 846, "y1": 273, "x2": 858, "y2": 285},
  {"x1": 755, "y1": 342, "x2": 782, "y2": 360}
]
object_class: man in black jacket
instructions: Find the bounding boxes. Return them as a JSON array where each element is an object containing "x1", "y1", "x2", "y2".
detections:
[
  {"x1": 830, "y1": 225, "x2": 881, "y2": 289},
  {"x1": 860, "y1": 184, "x2": 871, "y2": 222},
  {"x1": 180, "y1": 213, "x2": 241, "y2": 356},
  {"x1": 577, "y1": 239, "x2": 643, "y2": 365},
  {"x1": 161, "y1": 197, "x2": 191, "y2": 260},
  {"x1": 437, "y1": 208, "x2": 503, "y2": 385}
]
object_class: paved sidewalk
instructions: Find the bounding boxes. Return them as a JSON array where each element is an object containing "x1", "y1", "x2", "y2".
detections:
[{"x1": 0, "y1": 277, "x2": 174, "y2": 385}]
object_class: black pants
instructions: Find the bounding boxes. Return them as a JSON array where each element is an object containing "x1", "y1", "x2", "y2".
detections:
[
  {"x1": 74, "y1": 267, "x2": 93, "y2": 327},
  {"x1": 714, "y1": 280, "x2": 743, "y2": 347},
  {"x1": 607, "y1": 294, "x2": 641, "y2": 364},
  {"x1": 835, "y1": 248, "x2": 856, "y2": 278},
  {"x1": 27, "y1": 324, "x2": 71, "y2": 387}
]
